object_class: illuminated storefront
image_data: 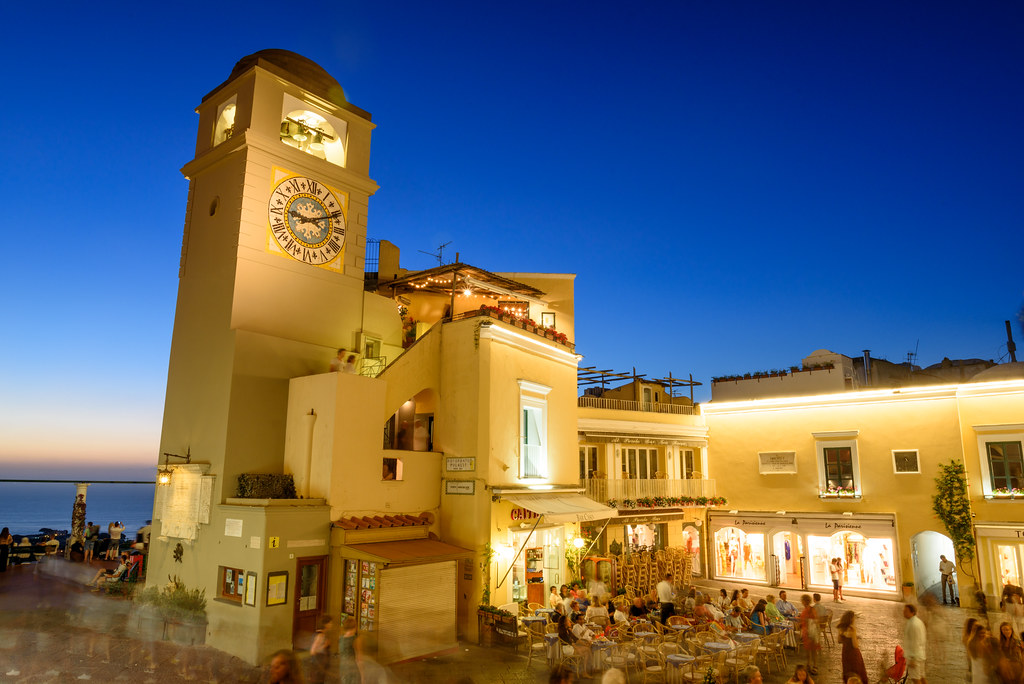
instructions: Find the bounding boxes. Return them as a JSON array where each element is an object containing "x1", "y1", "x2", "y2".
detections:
[
  {"x1": 975, "y1": 523, "x2": 1024, "y2": 594},
  {"x1": 709, "y1": 511, "x2": 900, "y2": 596}
]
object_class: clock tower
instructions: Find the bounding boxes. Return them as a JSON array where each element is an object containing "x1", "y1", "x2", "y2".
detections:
[
  {"x1": 149, "y1": 52, "x2": 379, "y2": 659},
  {"x1": 157, "y1": 49, "x2": 378, "y2": 498}
]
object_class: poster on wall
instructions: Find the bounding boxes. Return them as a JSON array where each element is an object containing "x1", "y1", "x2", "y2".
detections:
[
  {"x1": 245, "y1": 571, "x2": 257, "y2": 606},
  {"x1": 267, "y1": 571, "x2": 288, "y2": 606}
]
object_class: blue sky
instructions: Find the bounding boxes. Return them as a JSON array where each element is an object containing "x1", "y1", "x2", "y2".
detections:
[{"x1": 1, "y1": 2, "x2": 1021, "y2": 476}]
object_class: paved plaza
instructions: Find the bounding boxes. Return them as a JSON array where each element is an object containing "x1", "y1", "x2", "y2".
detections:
[{"x1": 0, "y1": 559, "x2": 977, "y2": 682}]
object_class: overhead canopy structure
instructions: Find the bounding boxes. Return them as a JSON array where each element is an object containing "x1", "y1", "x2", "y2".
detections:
[
  {"x1": 578, "y1": 366, "x2": 702, "y2": 398},
  {"x1": 381, "y1": 262, "x2": 546, "y2": 304},
  {"x1": 499, "y1": 491, "x2": 618, "y2": 523},
  {"x1": 337, "y1": 538, "x2": 473, "y2": 566}
]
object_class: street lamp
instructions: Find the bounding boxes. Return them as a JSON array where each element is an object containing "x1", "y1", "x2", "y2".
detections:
[{"x1": 157, "y1": 448, "x2": 191, "y2": 485}]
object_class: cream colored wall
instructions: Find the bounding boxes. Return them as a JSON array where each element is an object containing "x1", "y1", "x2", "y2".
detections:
[
  {"x1": 499, "y1": 273, "x2": 576, "y2": 341},
  {"x1": 956, "y1": 382, "x2": 1024, "y2": 522},
  {"x1": 284, "y1": 371, "x2": 442, "y2": 521},
  {"x1": 704, "y1": 391, "x2": 961, "y2": 585}
]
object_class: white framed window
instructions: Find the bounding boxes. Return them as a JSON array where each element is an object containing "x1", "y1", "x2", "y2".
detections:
[
  {"x1": 624, "y1": 447, "x2": 659, "y2": 479},
  {"x1": 579, "y1": 445, "x2": 598, "y2": 479},
  {"x1": 812, "y1": 431, "x2": 860, "y2": 498},
  {"x1": 892, "y1": 450, "x2": 920, "y2": 474},
  {"x1": 974, "y1": 424, "x2": 1024, "y2": 498},
  {"x1": 518, "y1": 380, "x2": 552, "y2": 480}
]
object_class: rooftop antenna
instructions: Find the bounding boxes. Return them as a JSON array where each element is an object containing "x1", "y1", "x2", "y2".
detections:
[
  {"x1": 1006, "y1": 320, "x2": 1018, "y2": 363},
  {"x1": 906, "y1": 340, "x2": 919, "y2": 368},
  {"x1": 418, "y1": 241, "x2": 452, "y2": 267}
]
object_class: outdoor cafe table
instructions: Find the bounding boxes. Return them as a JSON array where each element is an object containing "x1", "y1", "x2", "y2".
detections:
[
  {"x1": 669, "y1": 624, "x2": 692, "y2": 633},
  {"x1": 535, "y1": 608, "x2": 555, "y2": 620},
  {"x1": 543, "y1": 633, "x2": 561, "y2": 666},
  {"x1": 522, "y1": 615, "x2": 547, "y2": 631},
  {"x1": 590, "y1": 639, "x2": 612, "y2": 668},
  {"x1": 666, "y1": 653, "x2": 695, "y2": 683},
  {"x1": 732, "y1": 632, "x2": 760, "y2": 643},
  {"x1": 702, "y1": 641, "x2": 735, "y2": 653}
]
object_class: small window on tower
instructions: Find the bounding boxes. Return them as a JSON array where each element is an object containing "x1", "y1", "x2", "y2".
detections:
[
  {"x1": 279, "y1": 94, "x2": 347, "y2": 166},
  {"x1": 893, "y1": 450, "x2": 920, "y2": 474},
  {"x1": 214, "y1": 96, "x2": 237, "y2": 146}
]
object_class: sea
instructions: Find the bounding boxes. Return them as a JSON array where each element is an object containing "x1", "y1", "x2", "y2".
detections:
[{"x1": 0, "y1": 481, "x2": 156, "y2": 540}]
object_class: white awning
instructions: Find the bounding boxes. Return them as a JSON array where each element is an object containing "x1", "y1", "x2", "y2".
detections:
[{"x1": 501, "y1": 492, "x2": 618, "y2": 523}]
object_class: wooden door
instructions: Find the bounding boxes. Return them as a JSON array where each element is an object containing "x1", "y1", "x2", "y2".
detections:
[{"x1": 292, "y1": 555, "x2": 327, "y2": 648}]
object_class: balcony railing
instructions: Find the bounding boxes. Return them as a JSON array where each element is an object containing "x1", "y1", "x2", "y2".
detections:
[
  {"x1": 582, "y1": 477, "x2": 716, "y2": 503},
  {"x1": 577, "y1": 396, "x2": 698, "y2": 415}
]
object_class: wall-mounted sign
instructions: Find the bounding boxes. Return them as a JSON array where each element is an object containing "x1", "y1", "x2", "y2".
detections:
[
  {"x1": 511, "y1": 507, "x2": 541, "y2": 522},
  {"x1": 446, "y1": 457, "x2": 476, "y2": 472},
  {"x1": 269, "y1": 536, "x2": 280, "y2": 549},
  {"x1": 224, "y1": 518, "x2": 243, "y2": 537},
  {"x1": 758, "y1": 452, "x2": 797, "y2": 474},
  {"x1": 445, "y1": 480, "x2": 476, "y2": 495},
  {"x1": 267, "y1": 571, "x2": 288, "y2": 607}
]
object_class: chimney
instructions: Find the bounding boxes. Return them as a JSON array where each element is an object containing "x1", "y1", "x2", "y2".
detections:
[{"x1": 862, "y1": 350, "x2": 872, "y2": 386}]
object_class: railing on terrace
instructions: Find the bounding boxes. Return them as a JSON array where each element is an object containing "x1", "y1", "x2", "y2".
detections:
[
  {"x1": 577, "y1": 396, "x2": 698, "y2": 415},
  {"x1": 450, "y1": 308, "x2": 576, "y2": 352},
  {"x1": 359, "y1": 357, "x2": 387, "y2": 378},
  {"x1": 582, "y1": 477, "x2": 715, "y2": 502}
]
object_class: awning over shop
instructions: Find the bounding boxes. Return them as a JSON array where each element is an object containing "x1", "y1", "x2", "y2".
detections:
[
  {"x1": 501, "y1": 492, "x2": 619, "y2": 523},
  {"x1": 338, "y1": 539, "x2": 474, "y2": 566}
]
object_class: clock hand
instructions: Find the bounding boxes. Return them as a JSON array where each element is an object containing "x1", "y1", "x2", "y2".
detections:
[{"x1": 310, "y1": 212, "x2": 344, "y2": 222}]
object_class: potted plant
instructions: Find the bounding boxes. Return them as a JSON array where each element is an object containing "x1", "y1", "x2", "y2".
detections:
[
  {"x1": 133, "y1": 575, "x2": 207, "y2": 645},
  {"x1": 902, "y1": 581, "x2": 915, "y2": 599}
]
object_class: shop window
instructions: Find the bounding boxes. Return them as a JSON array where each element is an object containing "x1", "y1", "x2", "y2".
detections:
[
  {"x1": 892, "y1": 450, "x2": 920, "y2": 474},
  {"x1": 997, "y1": 544, "x2": 1021, "y2": 587},
  {"x1": 579, "y1": 445, "x2": 598, "y2": 479},
  {"x1": 713, "y1": 526, "x2": 765, "y2": 580},
  {"x1": 807, "y1": 532, "x2": 895, "y2": 590},
  {"x1": 219, "y1": 566, "x2": 244, "y2": 602},
  {"x1": 518, "y1": 380, "x2": 551, "y2": 480},
  {"x1": 382, "y1": 457, "x2": 403, "y2": 481},
  {"x1": 987, "y1": 441, "x2": 1024, "y2": 494}
]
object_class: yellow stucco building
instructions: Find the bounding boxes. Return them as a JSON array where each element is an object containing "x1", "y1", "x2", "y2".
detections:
[
  {"x1": 703, "y1": 353, "x2": 1024, "y2": 602},
  {"x1": 148, "y1": 49, "x2": 617, "y2": 666}
]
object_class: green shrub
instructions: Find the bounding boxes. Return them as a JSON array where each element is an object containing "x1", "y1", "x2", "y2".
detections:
[{"x1": 235, "y1": 473, "x2": 297, "y2": 499}]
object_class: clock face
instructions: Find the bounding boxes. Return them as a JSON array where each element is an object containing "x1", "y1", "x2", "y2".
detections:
[{"x1": 267, "y1": 175, "x2": 346, "y2": 266}]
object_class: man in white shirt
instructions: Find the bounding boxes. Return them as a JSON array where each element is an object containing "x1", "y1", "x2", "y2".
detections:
[
  {"x1": 775, "y1": 590, "x2": 798, "y2": 618},
  {"x1": 938, "y1": 555, "x2": 956, "y2": 605},
  {"x1": 571, "y1": 613, "x2": 595, "y2": 641},
  {"x1": 903, "y1": 603, "x2": 927, "y2": 683},
  {"x1": 656, "y1": 572, "x2": 676, "y2": 624}
]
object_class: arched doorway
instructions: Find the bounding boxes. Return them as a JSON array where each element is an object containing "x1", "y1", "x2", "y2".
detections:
[
  {"x1": 771, "y1": 531, "x2": 804, "y2": 589},
  {"x1": 911, "y1": 531, "x2": 955, "y2": 602}
]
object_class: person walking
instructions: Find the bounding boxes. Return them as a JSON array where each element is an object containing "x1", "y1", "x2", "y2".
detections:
[
  {"x1": 337, "y1": 616, "x2": 362, "y2": 684},
  {"x1": 267, "y1": 649, "x2": 304, "y2": 684},
  {"x1": 656, "y1": 572, "x2": 676, "y2": 624},
  {"x1": 0, "y1": 527, "x2": 12, "y2": 572},
  {"x1": 939, "y1": 555, "x2": 956, "y2": 605},
  {"x1": 836, "y1": 610, "x2": 869, "y2": 684},
  {"x1": 798, "y1": 594, "x2": 821, "y2": 675},
  {"x1": 306, "y1": 616, "x2": 335, "y2": 684},
  {"x1": 903, "y1": 603, "x2": 928, "y2": 684}
]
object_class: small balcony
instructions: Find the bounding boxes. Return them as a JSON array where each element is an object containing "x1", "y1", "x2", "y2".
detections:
[
  {"x1": 582, "y1": 477, "x2": 717, "y2": 505},
  {"x1": 577, "y1": 396, "x2": 698, "y2": 415}
]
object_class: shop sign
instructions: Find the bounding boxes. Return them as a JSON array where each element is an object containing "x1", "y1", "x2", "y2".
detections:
[
  {"x1": 445, "y1": 480, "x2": 476, "y2": 495},
  {"x1": 758, "y1": 452, "x2": 797, "y2": 474},
  {"x1": 975, "y1": 525, "x2": 1024, "y2": 539},
  {"x1": 510, "y1": 507, "x2": 541, "y2": 522},
  {"x1": 446, "y1": 457, "x2": 476, "y2": 472}
]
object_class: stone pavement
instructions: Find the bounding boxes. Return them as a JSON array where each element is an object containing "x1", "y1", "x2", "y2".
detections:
[{"x1": 0, "y1": 562, "x2": 981, "y2": 683}]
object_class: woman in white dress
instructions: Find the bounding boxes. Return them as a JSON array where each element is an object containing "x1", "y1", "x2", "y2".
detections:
[{"x1": 966, "y1": 622, "x2": 995, "y2": 684}]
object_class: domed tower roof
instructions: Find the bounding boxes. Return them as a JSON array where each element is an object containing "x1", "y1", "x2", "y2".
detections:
[{"x1": 204, "y1": 49, "x2": 369, "y2": 119}]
